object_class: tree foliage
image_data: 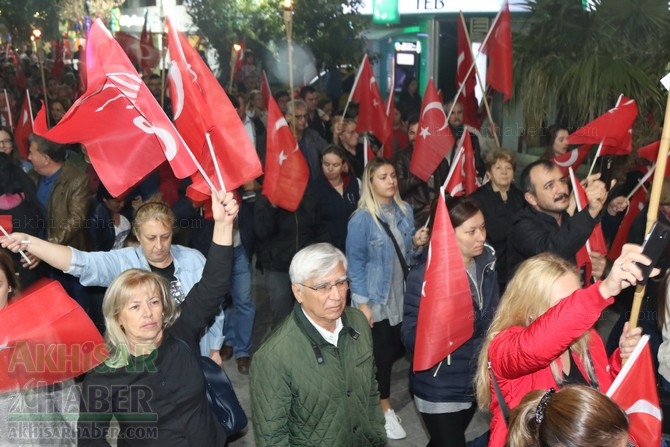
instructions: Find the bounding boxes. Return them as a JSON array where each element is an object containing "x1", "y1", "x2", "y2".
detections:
[
  {"x1": 186, "y1": 0, "x2": 366, "y2": 84},
  {"x1": 513, "y1": 0, "x2": 670, "y2": 144},
  {"x1": 0, "y1": 0, "x2": 60, "y2": 47}
]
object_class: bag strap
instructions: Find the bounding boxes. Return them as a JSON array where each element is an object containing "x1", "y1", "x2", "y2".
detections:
[
  {"x1": 490, "y1": 367, "x2": 510, "y2": 425},
  {"x1": 378, "y1": 218, "x2": 410, "y2": 279}
]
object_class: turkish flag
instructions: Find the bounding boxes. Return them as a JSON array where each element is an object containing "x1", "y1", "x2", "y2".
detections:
[
  {"x1": 481, "y1": 2, "x2": 513, "y2": 101},
  {"x1": 567, "y1": 95, "x2": 638, "y2": 155},
  {"x1": 139, "y1": 10, "x2": 159, "y2": 75},
  {"x1": 349, "y1": 54, "x2": 390, "y2": 146},
  {"x1": 114, "y1": 31, "x2": 160, "y2": 75},
  {"x1": 0, "y1": 214, "x2": 12, "y2": 232},
  {"x1": 569, "y1": 168, "x2": 608, "y2": 255},
  {"x1": 381, "y1": 88, "x2": 396, "y2": 158},
  {"x1": 637, "y1": 140, "x2": 661, "y2": 164},
  {"x1": 551, "y1": 144, "x2": 592, "y2": 176},
  {"x1": 166, "y1": 18, "x2": 262, "y2": 200},
  {"x1": 34, "y1": 19, "x2": 198, "y2": 198},
  {"x1": 443, "y1": 148, "x2": 465, "y2": 197},
  {"x1": 607, "y1": 186, "x2": 647, "y2": 262},
  {"x1": 457, "y1": 14, "x2": 479, "y2": 127},
  {"x1": 50, "y1": 41, "x2": 64, "y2": 81},
  {"x1": 414, "y1": 189, "x2": 474, "y2": 371},
  {"x1": 607, "y1": 335, "x2": 662, "y2": 447},
  {"x1": 461, "y1": 129, "x2": 479, "y2": 194},
  {"x1": 0, "y1": 279, "x2": 107, "y2": 392},
  {"x1": 262, "y1": 96, "x2": 309, "y2": 212},
  {"x1": 13, "y1": 93, "x2": 32, "y2": 160},
  {"x1": 410, "y1": 79, "x2": 455, "y2": 182}
]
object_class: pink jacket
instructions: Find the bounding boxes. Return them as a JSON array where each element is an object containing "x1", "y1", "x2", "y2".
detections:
[{"x1": 486, "y1": 282, "x2": 622, "y2": 446}]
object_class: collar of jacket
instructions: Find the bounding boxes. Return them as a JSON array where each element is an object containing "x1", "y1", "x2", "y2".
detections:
[{"x1": 291, "y1": 302, "x2": 360, "y2": 365}]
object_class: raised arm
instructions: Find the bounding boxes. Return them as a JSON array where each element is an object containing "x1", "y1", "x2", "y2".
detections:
[{"x1": 0, "y1": 232, "x2": 73, "y2": 271}]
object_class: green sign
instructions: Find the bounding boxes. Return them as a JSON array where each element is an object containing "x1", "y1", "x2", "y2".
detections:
[{"x1": 373, "y1": 0, "x2": 400, "y2": 25}]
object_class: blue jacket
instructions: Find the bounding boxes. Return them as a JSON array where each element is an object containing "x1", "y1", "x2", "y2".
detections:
[
  {"x1": 314, "y1": 173, "x2": 360, "y2": 252},
  {"x1": 346, "y1": 202, "x2": 415, "y2": 306},
  {"x1": 401, "y1": 245, "x2": 499, "y2": 403}
]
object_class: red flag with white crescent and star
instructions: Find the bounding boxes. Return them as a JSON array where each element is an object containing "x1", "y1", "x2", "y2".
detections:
[
  {"x1": 262, "y1": 96, "x2": 309, "y2": 212},
  {"x1": 481, "y1": 1, "x2": 513, "y2": 101},
  {"x1": 551, "y1": 144, "x2": 592, "y2": 176},
  {"x1": 410, "y1": 79, "x2": 455, "y2": 182},
  {"x1": 413, "y1": 188, "x2": 474, "y2": 372},
  {"x1": 607, "y1": 335, "x2": 662, "y2": 447},
  {"x1": 13, "y1": 94, "x2": 32, "y2": 160},
  {"x1": 349, "y1": 54, "x2": 391, "y2": 146},
  {"x1": 165, "y1": 17, "x2": 262, "y2": 201},
  {"x1": 457, "y1": 14, "x2": 479, "y2": 127}
]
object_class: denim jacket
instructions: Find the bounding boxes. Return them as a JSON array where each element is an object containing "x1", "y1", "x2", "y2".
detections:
[
  {"x1": 67, "y1": 245, "x2": 225, "y2": 353},
  {"x1": 346, "y1": 202, "x2": 415, "y2": 306}
]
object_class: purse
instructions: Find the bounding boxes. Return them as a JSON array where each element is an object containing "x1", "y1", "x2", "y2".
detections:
[{"x1": 176, "y1": 338, "x2": 248, "y2": 436}]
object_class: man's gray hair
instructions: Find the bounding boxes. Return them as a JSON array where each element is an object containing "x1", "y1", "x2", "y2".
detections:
[
  {"x1": 289, "y1": 243, "x2": 347, "y2": 284},
  {"x1": 285, "y1": 98, "x2": 307, "y2": 116}
]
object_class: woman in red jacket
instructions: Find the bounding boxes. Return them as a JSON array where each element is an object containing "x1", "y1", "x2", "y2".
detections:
[{"x1": 475, "y1": 245, "x2": 651, "y2": 446}]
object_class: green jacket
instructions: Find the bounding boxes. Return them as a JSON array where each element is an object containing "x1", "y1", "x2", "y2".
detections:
[{"x1": 250, "y1": 304, "x2": 386, "y2": 447}]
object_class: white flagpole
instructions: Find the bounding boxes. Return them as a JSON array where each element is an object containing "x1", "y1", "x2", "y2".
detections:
[
  {"x1": 341, "y1": 54, "x2": 367, "y2": 120},
  {"x1": 205, "y1": 132, "x2": 226, "y2": 194},
  {"x1": 626, "y1": 165, "x2": 656, "y2": 200},
  {"x1": 0, "y1": 225, "x2": 31, "y2": 265},
  {"x1": 587, "y1": 140, "x2": 603, "y2": 177},
  {"x1": 3, "y1": 89, "x2": 13, "y2": 131},
  {"x1": 25, "y1": 89, "x2": 33, "y2": 126}
]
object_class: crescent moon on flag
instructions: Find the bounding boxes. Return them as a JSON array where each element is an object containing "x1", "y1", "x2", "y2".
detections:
[
  {"x1": 167, "y1": 63, "x2": 184, "y2": 120},
  {"x1": 369, "y1": 76, "x2": 377, "y2": 91},
  {"x1": 422, "y1": 101, "x2": 449, "y2": 132},
  {"x1": 625, "y1": 399, "x2": 663, "y2": 421},
  {"x1": 553, "y1": 150, "x2": 578, "y2": 167},
  {"x1": 275, "y1": 117, "x2": 289, "y2": 131}
]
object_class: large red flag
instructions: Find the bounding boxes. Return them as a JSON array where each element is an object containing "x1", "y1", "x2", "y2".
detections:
[
  {"x1": 457, "y1": 15, "x2": 479, "y2": 127},
  {"x1": 569, "y1": 168, "x2": 608, "y2": 254},
  {"x1": 481, "y1": 2, "x2": 513, "y2": 101},
  {"x1": 444, "y1": 148, "x2": 465, "y2": 197},
  {"x1": 260, "y1": 70, "x2": 272, "y2": 107},
  {"x1": 381, "y1": 88, "x2": 396, "y2": 158},
  {"x1": 410, "y1": 79, "x2": 455, "y2": 181},
  {"x1": 34, "y1": 19, "x2": 198, "y2": 198},
  {"x1": 13, "y1": 94, "x2": 32, "y2": 160},
  {"x1": 551, "y1": 144, "x2": 592, "y2": 176},
  {"x1": 607, "y1": 186, "x2": 647, "y2": 261},
  {"x1": 166, "y1": 18, "x2": 262, "y2": 201},
  {"x1": 349, "y1": 54, "x2": 390, "y2": 146},
  {"x1": 0, "y1": 279, "x2": 107, "y2": 392},
  {"x1": 262, "y1": 96, "x2": 309, "y2": 212},
  {"x1": 607, "y1": 335, "x2": 662, "y2": 447},
  {"x1": 414, "y1": 189, "x2": 474, "y2": 371},
  {"x1": 567, "y1": 95, "x2": 638, "y2": 155}
]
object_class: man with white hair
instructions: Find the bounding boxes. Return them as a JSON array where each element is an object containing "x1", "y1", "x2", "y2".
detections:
[{"x1": 250, "y1": 243, "x2": 386, "y2": 447}]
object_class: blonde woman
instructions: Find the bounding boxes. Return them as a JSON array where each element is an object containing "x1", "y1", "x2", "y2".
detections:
[
  {"x1": 346, "y1": 158, "x2": 429, "y2": 440},
  {"x1": 474, "y1": 247, "x2": 651, "y2": 446}
]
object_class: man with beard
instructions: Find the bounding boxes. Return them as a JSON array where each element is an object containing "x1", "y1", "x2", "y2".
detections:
[{"x1": 506, "y1": 159, "x2": 608, "y2": 279}]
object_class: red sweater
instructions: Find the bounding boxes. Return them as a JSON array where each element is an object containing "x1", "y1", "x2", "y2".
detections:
[{"x1": 487, "y1": 281, "x2": 622, "y2": 446}]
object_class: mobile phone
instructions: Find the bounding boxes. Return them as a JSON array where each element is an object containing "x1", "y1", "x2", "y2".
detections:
[
  {"x1": 635, "y1": 221, "x2": 670, "y2": 284},
  {"x1": 599, "y1": 156, "x2": 614, "y2": 191}
]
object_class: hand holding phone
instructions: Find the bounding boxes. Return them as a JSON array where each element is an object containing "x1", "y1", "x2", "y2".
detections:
[
  {"x1": 635, "y1": 221, "x2": 670, "y2": 284},
  {"x1": 599, "y1": 156, "x2": 614, "y2": 191}
]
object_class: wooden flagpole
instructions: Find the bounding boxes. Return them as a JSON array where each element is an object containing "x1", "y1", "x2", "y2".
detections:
[{"x1": 628, "y1": 80, "x2": 670, "y2": 328}]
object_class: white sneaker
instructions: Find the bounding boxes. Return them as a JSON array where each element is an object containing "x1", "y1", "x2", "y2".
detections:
[{"x1": 384, "y1": 409, "x2": 407, "y2": 440}]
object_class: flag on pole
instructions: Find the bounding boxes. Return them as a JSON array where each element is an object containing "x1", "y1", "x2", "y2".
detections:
[
  {"x1": 456, "y1": 14, "x2": 479, "y2": 127},
  {"x1": 114, "y1": 31, "x2": 160, "y2": 75},
  {"x1": 568, "y1": 168, "x2": 608, "y2": 255},
  {"x1": 139, "y1": 9, "x2": 159, "y2": 75},
  {"x1": 260, "y1": 70, "x2": 272, "y2": 106},
  {"x1": 410, "y1": 79, "x2": 455, "y2": 182},
  {"x1": 551, "y1": 144, "x2": 592, "y2": 176},
  {"x1": 13, "y1": 94, "x2": 32, "y2": 159},
  {"x1": 637, "y1": 140, "x2": 661, "y2": 164},
  {"x1": 381, "y1": 88, "x2": 396, "y2": 158},
  {"x1": 166, "y1": 17, "x2": 262, "y2": 200},
  {"x1": 607, "y1": 335, "x2": 662, "y2": 447},
  {"x1": 262, "y1": 96, "x2": 309, "y2": 211},
  {"x1": 607, "y1": 186, "x2": 647, "y2": 261},
  {"x1": 567, "y1": 95, "x2": 638, "y2": 155},
  {"x1": 0, "y1": 279, "x2": 107, "y2": 392},
  {"x1": 34, "y1": 19, "x2": 198, "y2": 198},
  {"x1": 480, "y1": 1, "x2": 513, "y2": 101},
  {"x1": 348, "y1": 54, "x2": 391, "y2": 146},
  {"x1": 413, "y1": 188, "x2": 474, "y2": 371}
]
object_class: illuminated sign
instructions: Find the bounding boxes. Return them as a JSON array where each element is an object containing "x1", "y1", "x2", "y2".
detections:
[{"x1": 360, "y1": 0, "x2": 526, "y2": 14}]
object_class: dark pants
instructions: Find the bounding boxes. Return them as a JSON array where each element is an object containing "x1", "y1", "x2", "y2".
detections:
[
  {"x1": 421, "y1": 406, "x2": 476, "y2": 447},
  {"x1": 371, "y1": 319, "x2": 404, "y2": 399},
  {"x1": 263, "y1": 270, "x2": 294, "y2": 328}
]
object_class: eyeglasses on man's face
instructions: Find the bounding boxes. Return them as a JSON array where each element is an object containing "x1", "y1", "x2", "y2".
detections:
[
  {"x1": 0, "y1": 139, "x2": 12, "y2": 146},
  {"x1": 299, "y1": 278, "x2": 350, "y2": 296}
]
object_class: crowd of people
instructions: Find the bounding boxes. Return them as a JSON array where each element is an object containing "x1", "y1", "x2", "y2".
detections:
[{"x1": 0, "y1": 44, "x2": 667, "y2": 447}]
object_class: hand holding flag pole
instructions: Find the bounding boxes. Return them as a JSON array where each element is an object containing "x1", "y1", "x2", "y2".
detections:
[
  {"x1": 0, "y1": 225, "x2": 31, "y2": 266},
  {"x1": 459, "y1": 12, "x2": 500, "y2": 148},
  {"x1": 628, "y1": 75, "x2": 670, "y2": 332}
]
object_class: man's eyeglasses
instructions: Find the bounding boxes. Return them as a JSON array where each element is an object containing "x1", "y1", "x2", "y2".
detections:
[
  {"x1": 293, "y1": 114, "x2": 308, "y2": 120},
  {"x1": 0, "y1": 139, "x2": 12, "y2": 146},
  {"x1": 299, "y1": 278, "x2": 349, "y2": 295}
]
